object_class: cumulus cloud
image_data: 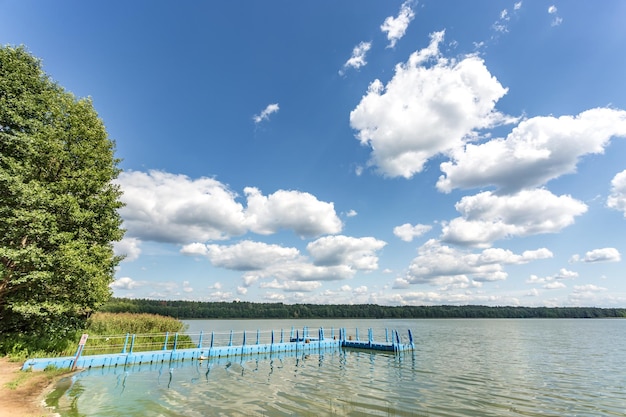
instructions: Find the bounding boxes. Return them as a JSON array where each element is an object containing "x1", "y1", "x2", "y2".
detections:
[
  {"x1": 438, "y1": 108, "x2": 626, "y2": 193},
  {"x1": 253, "y1": 103, "x2": 280, "y2": 124},
  {"x1": 260, "y1": 279, "x2": 322, "y2": 292},
  {"x1": 350, "y1": 30, "x2": 514, "y2": 178},
  {"x1": 381, "y1": 0, "x2": 415, "y2": 48},
  {"x1": 114, "y1": 237, "x2": 142, "y2": 262},
  {"x1": 607, "y1": 170, "x2": 626, "y2": 216},
  {"x1": 441, "y1": 189, "x2": 588, "y2": 247},
  {"x1": 393, "y1": 223, "x2": 432, "y2": 242},
  {"x1": 184, "y1": 236, "x2": 386, "y2": 290},
  {"x1": 571, "y1": 248, "x2": 621, "y2": 263},
  {"x1": 340, "y1": 41, "x2": 372, "y2": 74},
  {"x1": 117, "y1": 170, "x2": 247, "y2": 243},
  {"x1": 403, "y1": 239, "x2": 552, "y2": 286},
  {"x1": 116, "y1": 171, "x2": 342, "y2": 244},
  {"x1": 244, "y1": 187, "x2": 342, "y2": 237},
  {"x1": 110, "y1": 277, "x2": 142, "y2": 290},
  {"x1": 526, "y1": 268, "x2": 578, "y2": 285},
  {"x1": 181, "y1": 240, "x2": 301, "y2": 270},
  {"x1": 306, "y1": 235, "x2": 387, "y2": 271}
]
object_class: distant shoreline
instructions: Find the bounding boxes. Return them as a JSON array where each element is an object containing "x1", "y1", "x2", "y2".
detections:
[{"x1": 102, "y1": 298, "x2": 626, "y2": 320}]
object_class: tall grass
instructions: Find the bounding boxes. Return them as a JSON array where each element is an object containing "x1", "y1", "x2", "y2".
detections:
[
  {"x1": 7, "y1": 313, "x2": 193, "y2": 359},
  {"x1": 86, "y1": 312, "x2": 187, "y2": 335},
  {"x1": 79, "y1": 312, "x2": 195, "y2": 356}
]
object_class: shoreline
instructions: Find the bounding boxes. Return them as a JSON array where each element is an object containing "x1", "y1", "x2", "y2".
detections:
[{"x1": 0, "y1": 357, "x2": 64, "y2": 417}]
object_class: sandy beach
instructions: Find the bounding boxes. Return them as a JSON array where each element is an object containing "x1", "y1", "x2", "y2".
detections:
[{"x1": 0, "y1": 357, "x2": 60, "y2": 417}]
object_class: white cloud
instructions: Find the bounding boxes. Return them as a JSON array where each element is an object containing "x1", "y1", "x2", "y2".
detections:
[
  {"x1": 244, "y1": 187, "x2": 342, "y2": 237},
  {"x1": 260, "y1": 279, "x2": 322, "y2": 292},
  {"x1": 526, "y1": 268, "x2": 578, "y2": 284},
  {"x1": 110, "y1": 277, "x2": 141, "y2": 290},
  {"x1": 393, "y1": 223, "x2": 432, "y2": 242},
  {"x1": 441, "y1": 189, "x2": 588, "y2": 247},
  {"x1": 114, "y1": 237, "x2": 142, "y2": 262},
  {"x1": 350, "y1": 30, "x2": 514, "y2": 179},
  {"x1": 381, "y1": 0, "x2": 415, "y2": 48},
  {"x1": 514, "y1": 2, "x2": 522, "y2": 10},
  {"x1": 244, "y1": 262, "x2": 355, "y2": 282},
  {"x1": 573, "y1": 284, "x2": 606, "y2": 292},
  {"x1": 306, "y1": 235, "x2": 387, "y2": 271},
  {"x1": 404, "y1": 239, "x2": 552, "y2": 285},
  {"x1": 253, "y1": 103, "x2": 280, "y2": 124},
  {"x1": 438, "y1": 108, "x2": 626, "y2": 193},
  {"x1": 543, "y1": 281, "x2": 566, "y2": 290},
  {"x1": 184, "y1": 236, "x2": 386, "y2": 291},
  {"x1": 576, "y1": 248, "x2": 622, "y2": 263},
  {"x1": 181, "y1": 240, "x2": 301, "y2": 271},
  {"x1": 548, "y1": 5, "x2": 562, "y2": 26},
  {"x1": 607, "y1": 170, "x2": 626, "y2": 216},
  {"x1": 346, "y1": 209, "x2": 358, "y2": 217},
  {"x1": 117, "y1": 171, "x2": 342, "y2": 244},
  {"x1": 117, "y1": 170, "x2": 246, "y2": 243},
  {"x1": 341, "y1": 41, "x2": 372, "y2": 74}
]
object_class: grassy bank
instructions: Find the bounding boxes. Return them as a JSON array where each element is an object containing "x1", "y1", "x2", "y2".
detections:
[{"x1": 3, "y1": 312, "x2": 191, "y2": 360}]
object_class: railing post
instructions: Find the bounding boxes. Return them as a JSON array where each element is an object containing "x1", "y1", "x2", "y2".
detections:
[
  {"x1": 163, "y1": 332, "x2": 169, "y2": 350},
  {"x1": 408, "y1": 329, "x2": 414, "y2": 349},
  {"x1": 173, "y1": 333, "x2": 179, "y2": 351},
  {"x1": 356, "y1": 328, "x2": 360, "y2": 341},
  {"x1": 129, "y1": 334, "x2": 136, "y2": 354},
  {"x1": 122, "y1": 333, "x2": 130, "y2": 354},
  {"x1": 385, "y1": 328, "x2": 389, "y2": 343},
  {"x1": 210, "y1": 331, "x2": 214, "y2": 349},
  {"x1": 256, "y1": 329, "x2": 260, "y2": 345},
  {"x1": 198, "y1": 331, "x2": 204, "y2": 348},
  {"x1": 228, "y1": 330, "x2": 233, "y2": 346},
  {"x1": 280, "y1": 328, "x2": 284, "y2": 343}
]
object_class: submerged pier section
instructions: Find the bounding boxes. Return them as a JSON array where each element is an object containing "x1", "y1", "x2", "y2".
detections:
[{"x1": 22, "y1": 326, "x2": 414, "y2": 371}]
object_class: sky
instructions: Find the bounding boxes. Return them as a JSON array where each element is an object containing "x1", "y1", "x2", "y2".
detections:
[{"x1": 2, "y1": 1, "x2": 626, "y2": 307}]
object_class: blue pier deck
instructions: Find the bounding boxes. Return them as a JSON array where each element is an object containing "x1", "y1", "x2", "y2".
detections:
[{"x1": 22, "y1": 326, "x2": 414, "y2": 371}]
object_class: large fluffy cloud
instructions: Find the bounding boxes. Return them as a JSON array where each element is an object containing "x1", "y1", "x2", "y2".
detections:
[
  {"x1": 607, "y1": 170, "x2": 626, "y2": 216},
  {"x1": 402, "y1": 239, "x2": 553, "y2": 286},
  {"x1": 244, "y1": 187, "x2": 342, "y2": 237},
  {"x1": 438, "y1": 108, "x2": 626, "y2": 193},
  {"x1": 306, "y1": 235, "x2": 387, "y2": 271},
  {"x1": 571, "y1": 247, "x2": 621, "y2": 263},
  {"x1": 393, "y1": 223, "x2": 432, "y2": 242},
  {"x1": 182, "y1": 236, "x2": 386, "y2": 287},
  {"x1": 181, "y1": 240, "x2": 301, "y2": 271},
  {"x1": 441, "y1": 189, "x2": 588, "y2": 247},
  {"x1": 117, "y1": 171, "x2": 342, "y2": 244},
  {"x1": 350, "y1": 30, "x2": 514, "y2": 178}
]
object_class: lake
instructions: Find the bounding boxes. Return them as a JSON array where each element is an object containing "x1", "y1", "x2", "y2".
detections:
[{"x1": 47, "y1": 319, "x2": 626, "y2": 416}]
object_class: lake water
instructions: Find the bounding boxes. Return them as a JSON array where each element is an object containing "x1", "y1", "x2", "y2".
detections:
[{"x1": 48, "y1": 319, "x2": 626, "y2": 416}]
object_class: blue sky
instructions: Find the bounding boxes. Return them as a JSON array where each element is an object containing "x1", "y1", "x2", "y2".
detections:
[{"x1": 3, "y1": 0, "x2": 626, "y2": 307}]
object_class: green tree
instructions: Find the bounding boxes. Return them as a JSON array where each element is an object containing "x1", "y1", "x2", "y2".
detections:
[{"x1": 0, "y1": 46, "x2": 124, "y2": 352}]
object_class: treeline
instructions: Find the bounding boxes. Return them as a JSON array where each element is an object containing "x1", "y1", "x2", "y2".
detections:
[{"x1": 101, "y1": 298, "x2": 626, "y2": 319}]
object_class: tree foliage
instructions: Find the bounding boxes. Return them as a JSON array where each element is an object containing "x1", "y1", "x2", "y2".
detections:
[{"x1": 0, "y1": 46, "x2": 124, "y2": 352}]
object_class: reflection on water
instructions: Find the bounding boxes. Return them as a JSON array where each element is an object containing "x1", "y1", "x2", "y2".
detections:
[{"x1": 49, "y1": 319, "x2": 626, "y2": 416}]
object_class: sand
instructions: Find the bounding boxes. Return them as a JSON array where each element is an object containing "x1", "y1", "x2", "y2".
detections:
[{"x1": 0, "y1": 357, "x2": 60, "y2": 417}]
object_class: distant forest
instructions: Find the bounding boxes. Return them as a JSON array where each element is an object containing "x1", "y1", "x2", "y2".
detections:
[{"x1": 102, "y1": 298, "x2": 626, "y2": 319}]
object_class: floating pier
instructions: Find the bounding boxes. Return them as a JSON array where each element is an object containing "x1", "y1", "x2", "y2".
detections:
[{"x1": 22, "y1": 326, "x2": 414, "y2": 371}]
